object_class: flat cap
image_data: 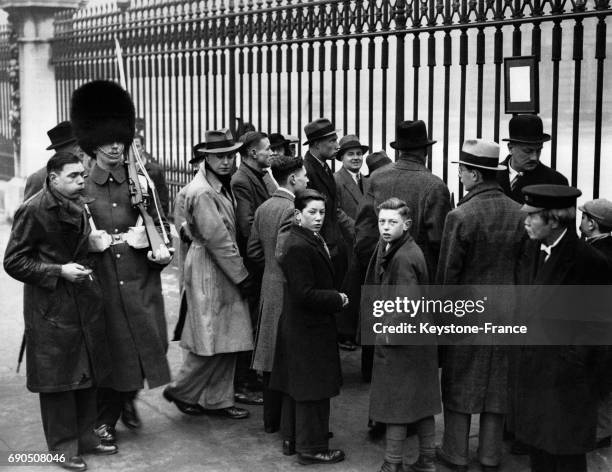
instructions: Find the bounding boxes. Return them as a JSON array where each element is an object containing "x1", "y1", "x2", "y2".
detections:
[{"x1": 579, "y1": 199, "x2": 612, "y2": 227}]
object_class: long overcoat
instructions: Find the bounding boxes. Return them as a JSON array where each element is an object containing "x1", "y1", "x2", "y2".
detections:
[
  {"x1": 436, "y1": 182, "x2": 525, "y2": 414},
  {"x1": 513, "y1": 230, "x2": 611, "y2": 454},
  {"x1": 231, "y1": 162, "x2": 273, "y2": 257},
  {"x1": 4, "y1": 186, "x2": 111, "y2": 393},
  {"x1": 365, "y1": 232, "x2": 441, "y2": 424},
  {"x1": 85, "y1": 163, "x2": 171, "y2": 391},
  {"x1": 180, "y1": 167, "x2": 253, "y2": 355},
  {"x1": 334, "y1": 166, "x2": 363, "y2": 221},
  {"x1": 357, "y1": 155, "x2": 451, "y2": 278},
  {"x1": 270, "y1": 225, "x2": 344, "y2": 402},
  {"x1": 247, "y1": 189, "x2": 294, "y2": 372}
]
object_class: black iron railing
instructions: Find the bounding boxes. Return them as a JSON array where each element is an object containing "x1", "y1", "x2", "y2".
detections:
[{"x1": 52, "y1": 0, "x2": 612, "y2": 211}]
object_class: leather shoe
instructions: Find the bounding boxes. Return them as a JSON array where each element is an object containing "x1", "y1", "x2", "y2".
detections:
[
  {"x1": 436, "y1": 447, "x2": 467, "y2": 472},
  {"x1": 234, "y1": 390, "x2": 264, "y2": 405},
  {"x1": 121, "y1": 399, "x2": 141, "y2": 429},
  {"x1": 59, "y1": 455, "x2": 87, "y2": 471},
  {"x1": 86, "y1": 444, "x2": 118, "y2": 455},
  {"x1": 597, "y1": 436, "x2": 611, "y2": 449},
  {"x1": 94, "y1": 424, "x2": 115, "y2": 446},
  {"x1": 480, "y1": 465, "x2": 500, "y2": 472},
  {"x1": 203, "y1": 406, "x2": 249, "y2": 419},
  {"x1": 297, "y1": 449, "x2": 345, "y2": 465},
  {"x1": 410, "y1": 454, "x2": 435, "y2": 472},
  {"x1": 282, "y1": 440, "x2": 296, "y2": 456},
  {"x1": 163, "y1": 389, "x2": 206, "y2": 416}
]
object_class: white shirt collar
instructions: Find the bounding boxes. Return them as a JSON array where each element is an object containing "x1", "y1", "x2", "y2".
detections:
[
  {"x1": 345, "y1": 168, "x2": 361, "y2": 183},
  {"x1": 508, "y1": 162, "x2": 522, "y2": 182},
  {"x1": 276, "y1": 187, "x2": 294, "y2": 198},
  {"x1": 540, "y1": 228, "x2": 568, "y2": 260}
]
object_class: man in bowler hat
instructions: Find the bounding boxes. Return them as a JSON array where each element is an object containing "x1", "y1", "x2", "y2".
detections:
[
  {"x1": 302, "y1": 118, "x2": 354, "y2": 289},
  {"x1": 497, "y1": 114, "x2": 568, "y2": 203},
  {"x1": 356, "y1": 120, "x2": 451, "y2": 278}
]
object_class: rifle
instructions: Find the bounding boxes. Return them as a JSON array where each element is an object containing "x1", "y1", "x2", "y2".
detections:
[{"x1": 114, "y1": 38, "x2": 170, "y2": 251}]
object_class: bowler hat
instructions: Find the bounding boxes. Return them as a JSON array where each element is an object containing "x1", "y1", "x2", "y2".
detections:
[
  {"x1": 335, "y1": 135, "x2": 369, "y2": 161},
  {"x1": 503, "y1": 114, "x2": 551, "y2": 144},
  {"x1": 46, "y1": 121, "x2": 77, "y2": 150},
  {"x1": 303, "y1": 118, "x2": 340, "y2": 146},
  {"x1": 390, "y1": 120, "x2": 436, "y2": 151},
  {"x1": 201, "y1": 129, "x2": 243, "y2": 154},
  {"x1": 579, "y1": 199, "x2": 612, "y2": 228},
  {"x1": 365, "y1": 151, "x2": 392, "y2": 174},
  {"x1": 452, "y1": 139, "x2": 506, "y2": 170},
  {"x1": 521, "y1": 184, "x2": 581, "y2": 213}
]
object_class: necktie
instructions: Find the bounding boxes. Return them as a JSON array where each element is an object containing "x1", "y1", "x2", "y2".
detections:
[
  {"x1": 314, "y1": 232, "x2": 331, "y2": 259},
  {"x1": 323, "y1": 163, "x2": 333, "y2": 179},
  {"x1": 510, "y1": 173, "x2": 522, "y2": 191},
  {"x1": 357, "y1": 174, "x2": 363, "y2": 193}
]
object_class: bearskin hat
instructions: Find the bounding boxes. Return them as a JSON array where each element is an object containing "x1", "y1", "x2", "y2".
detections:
[{"x1": 70, "y1": 80, "x2": 135, "y2": 157}]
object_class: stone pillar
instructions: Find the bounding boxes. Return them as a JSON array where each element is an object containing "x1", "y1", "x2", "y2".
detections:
[
  {"x1": 0, "y1": 1, "x2": 81, "y2": 178},
  {"x1": 0, "y1": 1, "x2": 81, "y2": 218}
]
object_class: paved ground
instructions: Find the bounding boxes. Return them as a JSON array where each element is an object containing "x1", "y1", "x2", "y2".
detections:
[{"x1": 0, "y1": 217, "x2": 611, "y2": 472}]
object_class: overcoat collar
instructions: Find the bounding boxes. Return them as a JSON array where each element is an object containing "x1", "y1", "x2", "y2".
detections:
[
  {"x1": 305, "y1": 151, "x2": 335, "y2": 197},
  {"x1": 89, "y1": 162, "x2": 127, "y2": 185},
  {"x1": 337, "y1": 166, "x2": 363, "y2": 203},
  {"x1": 197, "y1": 166, "x2": 235, "y2": 204},
  {"x1": 533, "y1": 229, "x2": 577, "y2": 285},
  {"x1": 394, "y1": 156, "x2": 429, "y2": 172},
  {"x1": 292, "y1": 224, "x2": 335, "y2": 275},
  {"x1": 375, "y1": 231, "x2": 413, "y2": 280},
  {"x1": 457, "y1": 181, "x2": 504, "y2": 206},
  {"x1": 272, "y1": 188, "x2": 295, "y2": 201}
]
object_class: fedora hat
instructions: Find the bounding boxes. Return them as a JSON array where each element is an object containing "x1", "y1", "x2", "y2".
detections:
[
  {"x1": 202, "y1": 129, "x2": 243, "y2": 154},
  {"x1": 303, "y1": 118, "x2": 340, "y2": 146},
  {"x1": 579, "y1": 199, "x2": 612, "y2": 228},
  {"x1": 390, "y1": 120, "x2": 436, "y2": 151},
  {"x1": 269, "y1": 133, "x2": 290, "y2": 149},
  {"x1": 503, "y1": 114, "x2": 551, "y2": 144},
  {"x1": 452, "y1": 139, "x2": 506, "y2": 171},
  {"x1": 46, "y1": 121, "x2": 77, "y2": 150},
  {"x1": 366, "y1": 151, "x2": 392, "y2": 174},
  {"x1": 521, "y1": 184, "x2": 581, "y2": 213},
  {"x1": 189, "y1": 142, "x2": 207, "y2": 164},
  {"x1": 335, "y1": 135, "x2": 369, "y2": 161}
]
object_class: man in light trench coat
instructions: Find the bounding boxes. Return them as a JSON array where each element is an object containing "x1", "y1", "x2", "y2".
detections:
[{"x1": 163, "y1": 129, "x2": 255, "y2": 420}]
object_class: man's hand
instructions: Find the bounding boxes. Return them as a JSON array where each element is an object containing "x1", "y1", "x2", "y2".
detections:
[
  {"x1": 147, "y1": 244, "x2": 174, "y2": 265},
  {"x1": 60, "y1": 263, "x2": 93, "y2": 283},
  {"x1": 339, "y1": 292, "x2": 349, "y2": 308}
]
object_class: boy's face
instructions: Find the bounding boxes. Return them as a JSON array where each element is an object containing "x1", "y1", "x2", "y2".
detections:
[{"x1": 378, "y1": 208, "x2": 410, "y2": 244}]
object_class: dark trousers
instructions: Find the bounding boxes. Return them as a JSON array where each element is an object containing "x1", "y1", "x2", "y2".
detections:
[
  {"x1": 39, "y1": 387, "x2": 99, "y2": 458},
  {"x1": 361, "y1": 345, "x2": 374, "y2": 382},
  {"x1": 97, "y1": 387, "x2": 137, "y2": 428},
  {"x1": 280, "y1": 394, "x2": 330, "y2": 454},
  {"x1": 529, "y1": 449, "x2": 587, "y2": 472},
  {"x1": 234, "y1": 291, "x2": 261, "y2": 392},
  {"x1": 262, "y1": 371, "x2": 282, "y2": 430}
]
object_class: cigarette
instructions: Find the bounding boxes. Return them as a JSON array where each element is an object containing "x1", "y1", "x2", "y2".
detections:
[{"x1": 88, "y1": 274, "x2": 94, "y2": 281}]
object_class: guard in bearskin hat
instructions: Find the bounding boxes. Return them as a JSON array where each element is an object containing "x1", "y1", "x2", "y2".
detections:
[{"x1": 70, "y1": 80, "x2": 172, "y2": 445}]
